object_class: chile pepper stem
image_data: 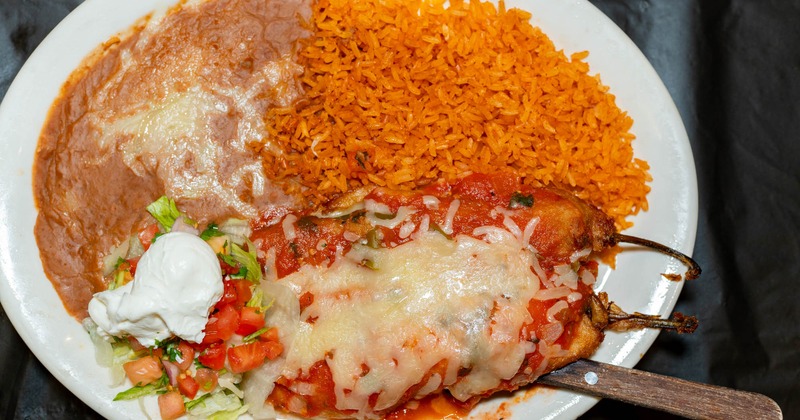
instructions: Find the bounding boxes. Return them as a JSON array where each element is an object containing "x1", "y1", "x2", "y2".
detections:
[
  {"x1": 612, "y1": 234, "x2": 702, "y2": 280},
  {"x1": 607, "y1": 310, "x2": 699, "y2": 334}
]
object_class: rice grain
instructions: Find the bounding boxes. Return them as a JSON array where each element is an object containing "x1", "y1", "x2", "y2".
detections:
[{"x1": 253, "y1": 0, "x2": 651, "y2": 229}]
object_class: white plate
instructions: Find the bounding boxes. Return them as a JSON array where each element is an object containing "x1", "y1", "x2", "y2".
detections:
[{"x1": 0, "y1": 0, "x2": 697, "y2": 419}]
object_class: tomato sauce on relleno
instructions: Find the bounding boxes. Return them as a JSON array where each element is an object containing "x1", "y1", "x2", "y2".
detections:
[{"x1": 249, "y1": 173, "x2": 610, "y2": 418}]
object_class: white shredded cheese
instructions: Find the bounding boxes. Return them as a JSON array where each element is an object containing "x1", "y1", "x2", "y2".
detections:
[
  {"x1": 441, "y1": 199, "x2": 460, "y2": 235},
  {"x1": 534, "y1": 286, "x2": 573, "y2": 301},
  {"x1": 569, "y1": 248, "x2": 592, "y2": 263},
  {"x1": 366, "y1": 205, "x2": 415, "y2": 229},
  {"x1": 343, "y1": 231, "x2": 360, "y2": 242},
  {"x1": 398, "y1": 221, "x2": 416, "y2": 239},
  {"x1": 530, "y1": 253, "x2": 550, "y2": 287},
  {"x1": 422, "y1": 195, "x2": 440, "y2": 209},
  {"x1": 414, "y1": 214, "x2": 430, "y2": 239},
  {"x1": 539, "y1": 322, "x2": 565, "y2": 345},
  {"x1": 364, "y1": 199, "x2": 392, "y2": 215},
  {"x1": 538, "y1": 340, "x2": 571, "y2": 358},
  {"x1": 581, "y1": 269, "x2": 596, "y2": 285},
  {"x1": 521, "y1": 217, "x2": 540, "y2": 247},
  {"x1": 282, "y1": 214, "x2": 298, "y2": 241},
  {"x1": 567, "y1": 292, "x2": 584, "y2": 303},
  {"x1": 278, "y1": 231, "x2": 543, "y2": 414},
  {"x1": 552, "y1": 264, "x2": 579, "y2": 289},
  {"x1": 546, "y1": 300, "x2": 570, "y2": 323},
  {"x1": 472, "y1": 226, "x2": 513, "y2": 244}
]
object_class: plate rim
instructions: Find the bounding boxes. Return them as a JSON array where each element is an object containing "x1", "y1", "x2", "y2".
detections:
[{"x1": 0, "y1": 0, "x2": 698, "y2": 418}]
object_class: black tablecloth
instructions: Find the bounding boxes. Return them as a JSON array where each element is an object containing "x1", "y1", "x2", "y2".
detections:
[{"x1": 1, "y1": 1, "x2": 798, "y2": 419}]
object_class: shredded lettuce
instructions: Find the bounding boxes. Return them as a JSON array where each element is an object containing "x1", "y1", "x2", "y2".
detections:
[
  {"x1": 113, "y1": 373, "x2": 168, "y2": 401},
  {"x1": 230, "y1": 239, "x2": 262, "y2": 283},
  {"x1": 83, "y1": 319, "x2": 113, "y2": 367},
  {"x1": 242, "y1": 327, "x2": 270, "y2": 343},
  {"x1": 185, "y1": 393, "x2": 211, "y2": 411},
  {"x1": 207, "y1": 404, "x2": 250, "y2": 420},
  {"x1": 217, "y1": 249, "x2": 236, "y2": 266},
  {"x1": 109, "y1": 267, "x2": 129, "y2": 291},
  {"x1": 94, "y1": 197, "x2": 278, "y2": 418},
  {"x1": 246, "y1": 287, "x2": 264, "y2": 308},
  {"x1": 112, "y1": 383, "x2": 161, "y2": 401},
  {"x1": 107, "y1": 258, "x2": 135, "y2": 291},
  {"x1": 83, "y1": 319, "x2": 141, "y2": 386},
  {"x1": 146, "y1": 196, "x2": 194, "y2": 232},
  {"x1": 109, "y1": 341, "x2": 140, "y2": 386},
  {"x1": 218, "y1": 372, "x2": 244, "y2": 399},
  {"x1": 245, "y1": 288, "x2": 274, "y2": 313},
  {"x1": 187, "y1": 390, "x2": 247, "y2": 419},
  {"x1": 217, "y1": 218, "x2": 251, "y2": 245}
]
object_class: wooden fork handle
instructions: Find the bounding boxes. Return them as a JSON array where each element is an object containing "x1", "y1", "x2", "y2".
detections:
[{"x1": 537, "y1": 359, "x2": 783, "y2": 419}]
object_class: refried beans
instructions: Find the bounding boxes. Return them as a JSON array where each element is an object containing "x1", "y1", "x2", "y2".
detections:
[{"x1": 33, "y1": 0, "x2": 311, "y2": 318}]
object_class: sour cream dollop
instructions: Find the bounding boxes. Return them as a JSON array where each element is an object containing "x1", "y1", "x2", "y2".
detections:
[{"x1": 88, "y1": 231, "x2": 223, "y2": 347}]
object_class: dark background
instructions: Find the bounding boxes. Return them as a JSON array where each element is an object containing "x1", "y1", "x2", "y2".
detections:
[{"x1": 1, "y1": 0, "x2": 798, "y2": 419}]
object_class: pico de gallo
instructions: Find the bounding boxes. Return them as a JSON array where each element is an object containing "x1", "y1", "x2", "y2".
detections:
[{"x1": 84, "y1": 197, "x2": 284, "y2": 420}]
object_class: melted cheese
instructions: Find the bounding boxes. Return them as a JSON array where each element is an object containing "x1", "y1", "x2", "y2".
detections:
[
  {"x1": 101, "y1": 86, "x2": 265, "y2": 216},
  {"x1": 278, "y1": 230, "x2": 546, "y2": 414},
  {"x1": 90, "y1": 26, "x2": 304, "y2": 218}
]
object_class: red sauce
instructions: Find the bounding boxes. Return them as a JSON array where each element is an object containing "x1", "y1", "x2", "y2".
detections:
[
  {"x1": 249, "y1": 173, "x2": 612, "y2": 418},
  {"x1": 252, "y1": 173, "x2": 615, "y2": 277}
]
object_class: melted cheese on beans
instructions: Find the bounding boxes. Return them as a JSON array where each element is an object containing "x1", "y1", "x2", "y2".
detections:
[{"x1": 279, "y1": 230, "x2": 544, "y2": 414}]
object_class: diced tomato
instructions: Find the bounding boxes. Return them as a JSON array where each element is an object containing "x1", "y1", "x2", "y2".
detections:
[
  {"x1": 152, "y1": 347, "x2": 164, "y2": 360},
  {"x1": 231, "y1": 279, "x2": 253, "y2": 307},
  {"x1": 123, "y1": 356, "x2": 163, "y2": 386},
  {"x1": 174, "y1": 341, "x2": 195, "y2": 371},
  {"x1": 220, "y1": 259, "x2": 240, "y2": 275},
  {"x1": 259, "y1": 327, "x2": 280, "y2": 342},
  {"x1": 217, "y1": 280, "x2": 239, "y2": 308},
  {"x1": 217, "y1": 279, "x2": 253, "y2": 310},
  {"x1": 158, "y1": 391, "x2": 186, "y2": 420},
  {"x1": 198, "y1": 343, "x2": 227, "y2": 370},
  {"x1": 203, "y1": 304, "x2": 239, "y2": 344},
  {"x1": 194, "y1": 368, "x2": 219, "y2": 393},
  {"x1": 236, "y1": 306, "x2": 266, "y2": 336},
  {"x1": 269, "y1": 360, "x2": 336, "y2": 416},
  {"x1": 116, "y1": 259, "x2": 132, "y2": 272},
  {"x1": 178, "y1": 374, "x2": 200, "y2": 399},
  {"x1": 227, "y1": 342, "x2": 269, "y2": 373},
  {"x1": 127, "y1": 257, "x2": 140, "y2": 276},
  {"x1": 187, "y1": 340, "x2": 210, "y2": 353},
  {"x1": 138, "y1": 223, "x2": 161, "y2": 251},
  {"x1": 262, "y1": 340, "x2": 284, "y2": 360}
]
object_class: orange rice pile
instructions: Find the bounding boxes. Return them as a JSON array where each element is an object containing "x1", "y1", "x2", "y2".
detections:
[{"x1": 254, "y1": 0, "x2": 651, "y2": 228}]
